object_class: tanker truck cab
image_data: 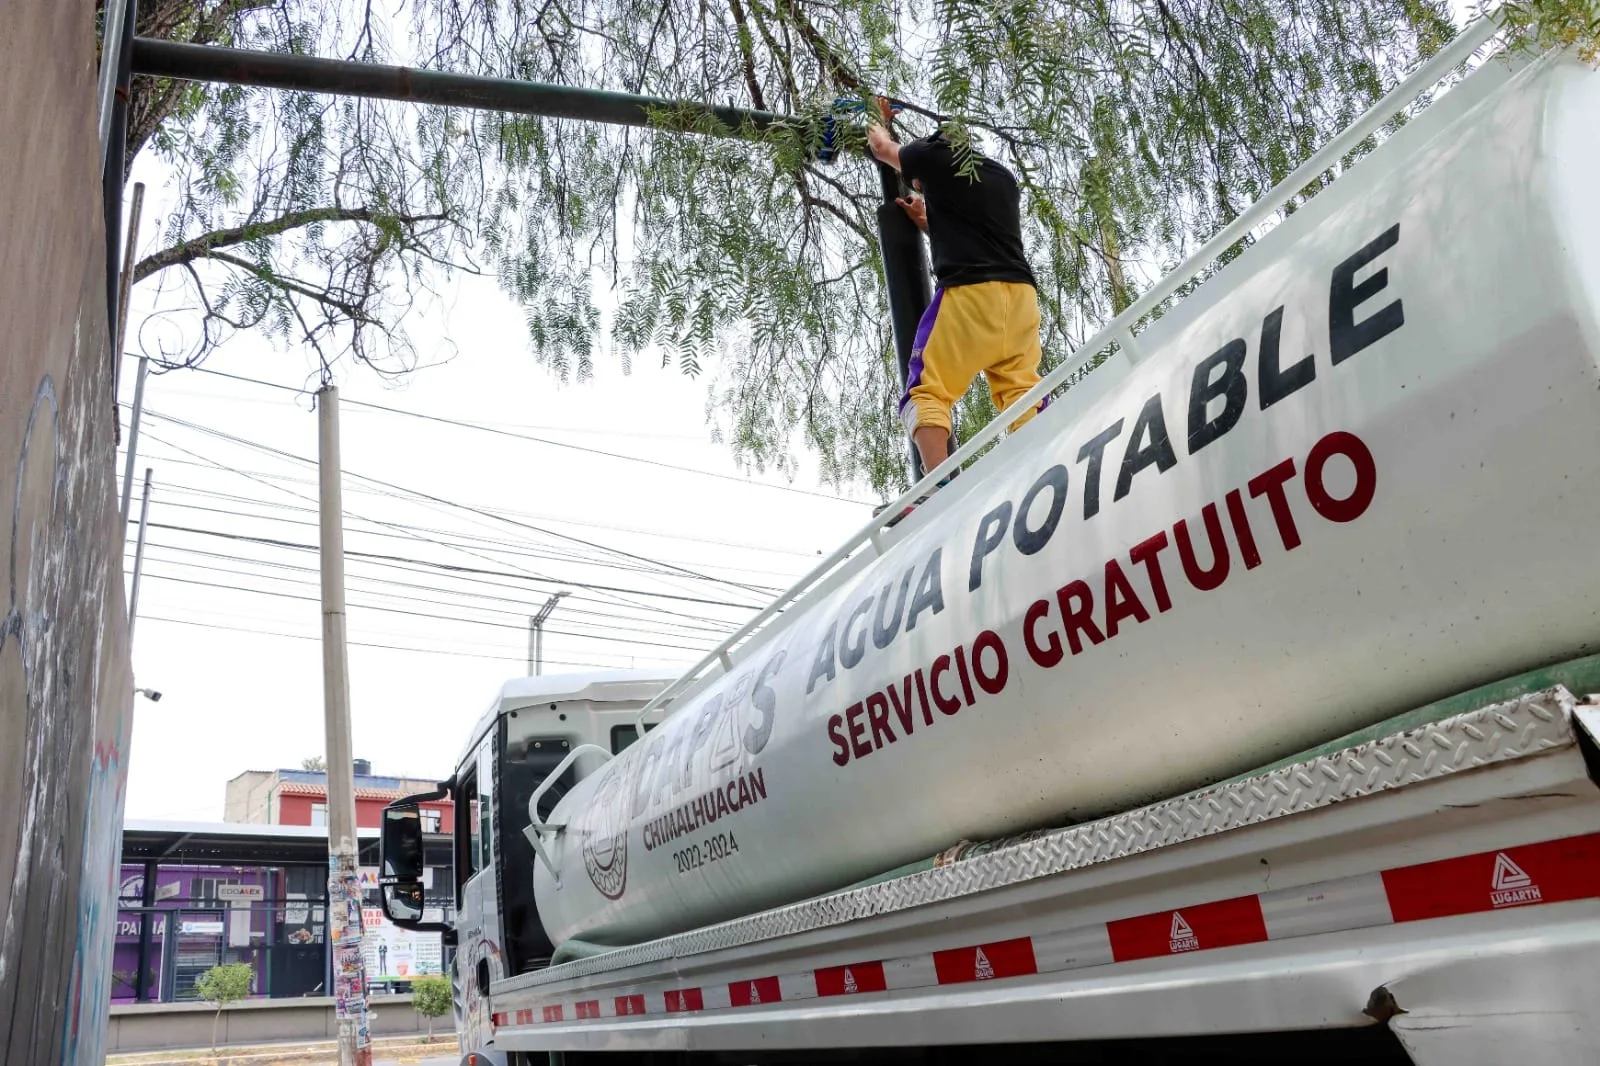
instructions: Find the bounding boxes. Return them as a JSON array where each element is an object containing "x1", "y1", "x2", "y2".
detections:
[{"x1": 379, "y1": 669, "x2": 676, "y2": 1061}]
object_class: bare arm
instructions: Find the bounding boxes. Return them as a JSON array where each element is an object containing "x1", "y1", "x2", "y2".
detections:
[{"x1": 867, "y1": 124, "x2": 901, "y2": 171}]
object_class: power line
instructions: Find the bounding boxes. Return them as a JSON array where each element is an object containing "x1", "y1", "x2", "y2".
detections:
[
  {"x1": 141, "y1": 491, "x2": 795, "y2": 591},
  {"x1": 134, "y1": 519, "x2": 768, "y2": 609},
  {"x1": 138, "y1": 410, "x2": 777, "y2": 605},
  {"x1": 136, "y1": 613, "x2": 685, "y2": 669},
  {"x1": 127, "y1": 545, "x2": 740, "y2": 640},
  {"x1": 167, "y1": 363, "x2": 862, "y2": 503},
  {"x1": 122, "y1": 452, "x2": 832, "y2": 559},
  {"x1": 134, "y1": 425, "x2": 756, "y2": 630},
  {"x1": 139, "y1": 598, "x2": 684, "y2": 665},
  {"x1": 126, "y1": 540, "x2": 741, "y2": 639},
  {"x1": 158, "y1": 403, "x2": 779, "y2": 599},
  {"x1": 138, "y1": 383, "x2": 710, "y2": 443},
  {"x1": 131, "y1": 568, "x2": 720, "y2": 654}
]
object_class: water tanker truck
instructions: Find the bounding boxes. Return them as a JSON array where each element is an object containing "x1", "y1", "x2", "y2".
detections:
[{"x1": 380, "y1": 28, "x2": 1600, "y2": 1065}]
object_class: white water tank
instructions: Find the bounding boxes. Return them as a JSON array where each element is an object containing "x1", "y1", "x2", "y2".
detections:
[{"x1": 535, "y1": 52, "x2": 1600, "y2": 949}]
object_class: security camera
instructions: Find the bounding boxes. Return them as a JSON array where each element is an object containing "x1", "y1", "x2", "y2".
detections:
[{"x1": 135, "y1": 687, "x2": 162, "y2": 702}]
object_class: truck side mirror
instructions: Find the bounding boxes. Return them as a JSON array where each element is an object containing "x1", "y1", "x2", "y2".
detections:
[
  {"x1": 382, "y1": 803, "x2": 426, "y2": 881},
  {"x1": 383, "y1": 881, "x2": 425, "y2": 923},
  {"x1": 379, "y1": 790, "x2": 453, "y2": 932}
]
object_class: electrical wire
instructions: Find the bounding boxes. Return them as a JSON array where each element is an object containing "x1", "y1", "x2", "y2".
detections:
[
  {"x1": 118, "y1": 454, "x2": 831, "y2": 560},
  {"x1": 135, "y1": 613, "x2": 687, "y2": 669},
  {"x1": 165, "y1": 363, "x2": 863, "y2": 504},
  {"x1": 131, "y1": 568, "x2": 721, "y2": 653},
  {"x1": 140, "y1": 491, "x2": 796, "y2": 591},
  {"x1": 132, "y1": 427, "x2": 756, "y2": 631},
  {"x1": 137, "y1": 413, "x2": 777, "y2": 608},
  {"x1": 126, "y1": 545, "x2": 741, "y2": 640},
  {"x1": 133, "y1": 519, "x2": 768, "y2": 609}
]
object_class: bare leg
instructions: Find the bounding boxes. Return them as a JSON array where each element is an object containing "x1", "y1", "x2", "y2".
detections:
[{"x1": 913, "y1": 426, "x2": 950, "y2": 477}]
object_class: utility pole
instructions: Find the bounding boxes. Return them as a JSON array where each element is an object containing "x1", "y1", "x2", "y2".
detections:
[
  {"x1": 126, "y1": 469, "x2": 152, "y2": 641},
  {"x1": 117, "y1": 182, "x2": 147, "y2": 530},
  {"x1": 528, "y1": 591, "x2": 568, "y2": 675},
  {"x1": 119, "y1": 355, "x2": 149, "y2": 528},
  {"x1": 316, "y1": 385, "x2": 371, "y2": 1066}
]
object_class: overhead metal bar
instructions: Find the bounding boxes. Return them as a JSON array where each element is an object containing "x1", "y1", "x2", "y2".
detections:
[{"x1": 131, "y1": 38, "x2": 794, "y2": 134}]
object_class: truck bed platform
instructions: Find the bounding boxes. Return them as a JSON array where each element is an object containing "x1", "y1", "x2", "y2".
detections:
[{"x1": 491, "y1": 687, "x2": 1600, "y2": 1064}]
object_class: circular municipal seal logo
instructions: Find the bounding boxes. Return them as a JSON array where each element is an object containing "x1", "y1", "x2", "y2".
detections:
[{"x1": 582, "y1": 768, "x2": 629, "y2": 899}]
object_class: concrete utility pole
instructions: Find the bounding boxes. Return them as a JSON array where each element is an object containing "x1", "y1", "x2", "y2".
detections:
[
  {"x1": 119, "y1": 355, "x2": 149, "y2": 529},
  {"x1": 126, "y1": 468, "x2": 153, "y2": 640},
  {"x1": 316, "y1": 386, "x2": 371, "y2": 1066},
  {"x1": 117, "y1": 183, "x2": 148, "y2": 531},
  {"x1": 528, "y1": 591, "x2": 568, "y2": 675}
]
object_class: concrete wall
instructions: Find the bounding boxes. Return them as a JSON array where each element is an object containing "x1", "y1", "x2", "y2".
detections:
[
  {"x1": 105, "y1": 996, "x2": 458, "y2": 1053},
  {"x1": 0, "y1": 1, "x2": 136, "y2": 1063},
  {"x1": 224, "y1": 771, "x2": 277, "y2": 824}
]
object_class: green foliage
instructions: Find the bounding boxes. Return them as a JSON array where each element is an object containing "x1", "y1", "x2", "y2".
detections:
[
  {"x1": 194, "y1": 962, "x2": 254, "y2": 1005},
  {"x1": 130, "y1": 0, "x2": 1481, "y2": 493},
  {"x1": 411, "y1": 973, "x2": 453, "y2": 1040},
  {"x1": 300, "y1": 755, "x2": 325, "y2": 770},
  {"x1": 194, "y1": 961, "x2": 255, "y2": 1053},
  {"x1": 412, "y1": 973, "x2": 453, "y2": 1016},
  {"x1": 1495, "y1": 0, "x2": 1600, "y2": 63}
]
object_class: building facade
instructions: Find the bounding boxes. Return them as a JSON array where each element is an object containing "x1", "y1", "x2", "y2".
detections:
[
  {"x1": 113, "y1": 761, "x2": 458, "y2": 1003},
  {"x1": 115, "y1": 822, "x2": 456, "y2": 1004},
  {"x1": 224, "y1": 760, "x2": 455, "y2": 832}
]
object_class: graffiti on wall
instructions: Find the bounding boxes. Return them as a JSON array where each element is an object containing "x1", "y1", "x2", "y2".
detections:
[
  {"x1": 0, "y1": 322, "x2": 132, "y2": 1063},
  {"x1": 0, "y1": 2, "x2": 136, "y2": 1060}
]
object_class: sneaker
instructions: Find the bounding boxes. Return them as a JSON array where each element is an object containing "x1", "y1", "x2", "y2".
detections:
[
  {"x1": 874, "y1": 502, "x2": 919, "y2": 527},
  {"x1": 872, "y1": 474, "x2": 954, "y2": 527}
]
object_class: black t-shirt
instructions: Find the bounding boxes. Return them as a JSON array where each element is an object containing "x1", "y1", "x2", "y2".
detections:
[{"x1": 898, "y1": 133, "x2": 1036, "y2": 289}]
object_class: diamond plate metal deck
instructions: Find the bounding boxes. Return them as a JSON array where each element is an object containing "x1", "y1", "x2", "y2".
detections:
[{"x1": 504, "y1": 687, "x2": 1582, "y2": 990}]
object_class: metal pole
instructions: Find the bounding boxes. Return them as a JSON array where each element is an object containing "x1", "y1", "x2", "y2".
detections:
[
  {"x1": 118, "y1": 184, "x2": 151, "y2": 527},
  {"x1": 104, "y1": 0, "x2": 139, "y2": 339},
  {"x1": 114, "y1": 182, "x2": 146, "y2": 401},
  {"x1": 120, "y1": 355, "x2": 149, "y2": 529},
  {"x1": 875, "y1": 160, "x2": 934, "y2": 481},
  {"x1": 528, "y1": 592, "x2": 568, "y2": 676},
  {"x1": 316, "y1": 386, "x2": 371, "y2": 1066},
  {"x1": 135, "y1": 859, "x2": 158, "y2": 1001},
  {"x1": 97, "y1": 0, "x2": 132, "y2": 163},
  {"x1": 132, "y1": 39, "x2": 791, "y2": 134},
  {"x1": 127, "y1": 469, "x2": 152, "y2": 641}
]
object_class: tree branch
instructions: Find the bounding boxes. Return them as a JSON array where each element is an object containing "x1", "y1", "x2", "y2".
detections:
[
  {"x1": 133, "y1": 206, "x2": 451, "y2": 283},
  {"x1": 772, "y1": 0, "x2": 864, "y2": 92},
  {"x1": 726, "y1": 0, "x2": 768, "y2": 111}
]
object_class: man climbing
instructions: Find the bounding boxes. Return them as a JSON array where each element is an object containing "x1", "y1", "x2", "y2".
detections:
[{"x1": 867, "y1": 115, "x2": 1047, "y2": 478}]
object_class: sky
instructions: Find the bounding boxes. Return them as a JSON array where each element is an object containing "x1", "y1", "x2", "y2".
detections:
[{"x1": 116, "y1": 155, "x2": 875, "y2": 821}]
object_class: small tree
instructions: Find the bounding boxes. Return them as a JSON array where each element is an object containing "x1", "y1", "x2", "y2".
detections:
[
  {"x1": 193, "y1": 963, "x2": 254, "y2": 1057},
  {"x1": 411, "y1": 974, "x2": 453, "y2": 1042},
  {"x1": 300, "y1": 755, "x2": 326, "y2": 771}
]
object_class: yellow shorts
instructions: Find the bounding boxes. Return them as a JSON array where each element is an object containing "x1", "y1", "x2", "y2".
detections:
[{"x1": 898, "y1": 281, "x2": 1047, "y2": 439}]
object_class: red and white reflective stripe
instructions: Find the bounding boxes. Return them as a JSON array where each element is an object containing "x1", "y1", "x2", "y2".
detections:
[{"x1": 499, "y1": 832, "x2": 1600, "y2": 1026}]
